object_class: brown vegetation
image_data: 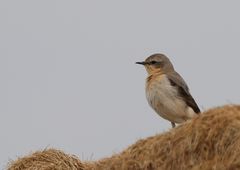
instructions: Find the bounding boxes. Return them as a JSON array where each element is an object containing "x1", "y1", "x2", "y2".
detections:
[
  {"x1": 7, "y1": 105, "x2": 240, "y2": 170},
  {"x1": 7, "y1": 149, "x2": 84, "y2": 170}
]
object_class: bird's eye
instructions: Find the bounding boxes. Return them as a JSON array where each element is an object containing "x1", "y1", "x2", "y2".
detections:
[{"x1": 150, "y1": 61, "x2": 157, "y2": 64}]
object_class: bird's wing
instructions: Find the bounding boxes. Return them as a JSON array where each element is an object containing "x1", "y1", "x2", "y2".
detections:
[{"x1": 167, "y1": 72, "x2": 201, "y2": 113}]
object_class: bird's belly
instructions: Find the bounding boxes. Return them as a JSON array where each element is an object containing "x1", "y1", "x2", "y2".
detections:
[{"x1": 146, "y1": 77, "x2": 189, "y2": 123}]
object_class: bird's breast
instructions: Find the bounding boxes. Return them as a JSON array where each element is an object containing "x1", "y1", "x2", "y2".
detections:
[
  {"x1": 146, "y1": 75, "x2": 177, "y2": 106},
  {"x1": 145, "y1": 74, "x2": 187, "y2": 123}
]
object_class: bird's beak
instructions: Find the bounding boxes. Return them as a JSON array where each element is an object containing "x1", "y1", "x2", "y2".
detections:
[{"x1": 136, "y1": 61, "x2": 147, "y2": 65}]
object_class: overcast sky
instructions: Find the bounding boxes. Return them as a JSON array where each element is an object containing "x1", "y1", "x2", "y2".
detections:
[{"x1": 1, "y1": 0, "x2": 240, "y2": 168}]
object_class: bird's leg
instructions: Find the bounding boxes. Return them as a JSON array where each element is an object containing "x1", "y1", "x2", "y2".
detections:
[{"x1": 171, "y1": 122, "x2": 176, "y2": 128}]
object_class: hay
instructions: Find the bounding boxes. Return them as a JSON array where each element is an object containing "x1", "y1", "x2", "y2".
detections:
[
  {"x1": 7, "y1": 105, "x2": 240, "y2": 170},
  {"x1": 7, "y1": 149, "x2": 85, "y2": 170}
]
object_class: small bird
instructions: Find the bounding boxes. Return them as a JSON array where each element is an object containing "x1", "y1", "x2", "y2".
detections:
[{"x1": 136, "y1": 53, "x2": 200, "y2": 128}]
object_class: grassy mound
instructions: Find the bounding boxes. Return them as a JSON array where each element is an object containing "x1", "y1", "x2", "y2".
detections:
[
  {"x1": 7, "y1": 149, "x2": 84, "y2": 170},
  {"x1": 7, "y1": 105, "x2": 240, "y2": 170}
]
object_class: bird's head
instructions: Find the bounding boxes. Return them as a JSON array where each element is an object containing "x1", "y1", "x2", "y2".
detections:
[{"x1": 136, "y1": 53, "x2": 174, "y2": 75}]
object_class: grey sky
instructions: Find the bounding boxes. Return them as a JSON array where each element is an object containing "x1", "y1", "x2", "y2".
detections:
[{"x1": 1, "y1": 0, "x2": 240, "y2": 168}]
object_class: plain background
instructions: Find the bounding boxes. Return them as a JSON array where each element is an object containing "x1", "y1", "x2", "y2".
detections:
[{"x1": 1, "y1": 1, "x2": 240, "y2": 168}]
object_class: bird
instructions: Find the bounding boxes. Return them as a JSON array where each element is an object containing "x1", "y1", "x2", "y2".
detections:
[{"x1": 136, "y1": 53, "x2": 200, "y2": 128}]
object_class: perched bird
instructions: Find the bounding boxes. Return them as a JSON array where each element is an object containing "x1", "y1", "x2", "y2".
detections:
[{"x1": 136, "y1": 53, "x2": 200, "y2": 128}]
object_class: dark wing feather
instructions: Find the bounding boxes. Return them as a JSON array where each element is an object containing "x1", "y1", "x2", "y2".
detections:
[{"x1": 167, "y1": 72, "x2": 200, "y2": 113}]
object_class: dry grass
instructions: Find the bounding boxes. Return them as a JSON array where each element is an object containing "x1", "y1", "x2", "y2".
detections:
[
  {"x1": 7, "y1": 149, "x2": 84, "y2": 170},
  {"x1": 7, "y1": 105, "x2": 240, "y2": 170}
]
